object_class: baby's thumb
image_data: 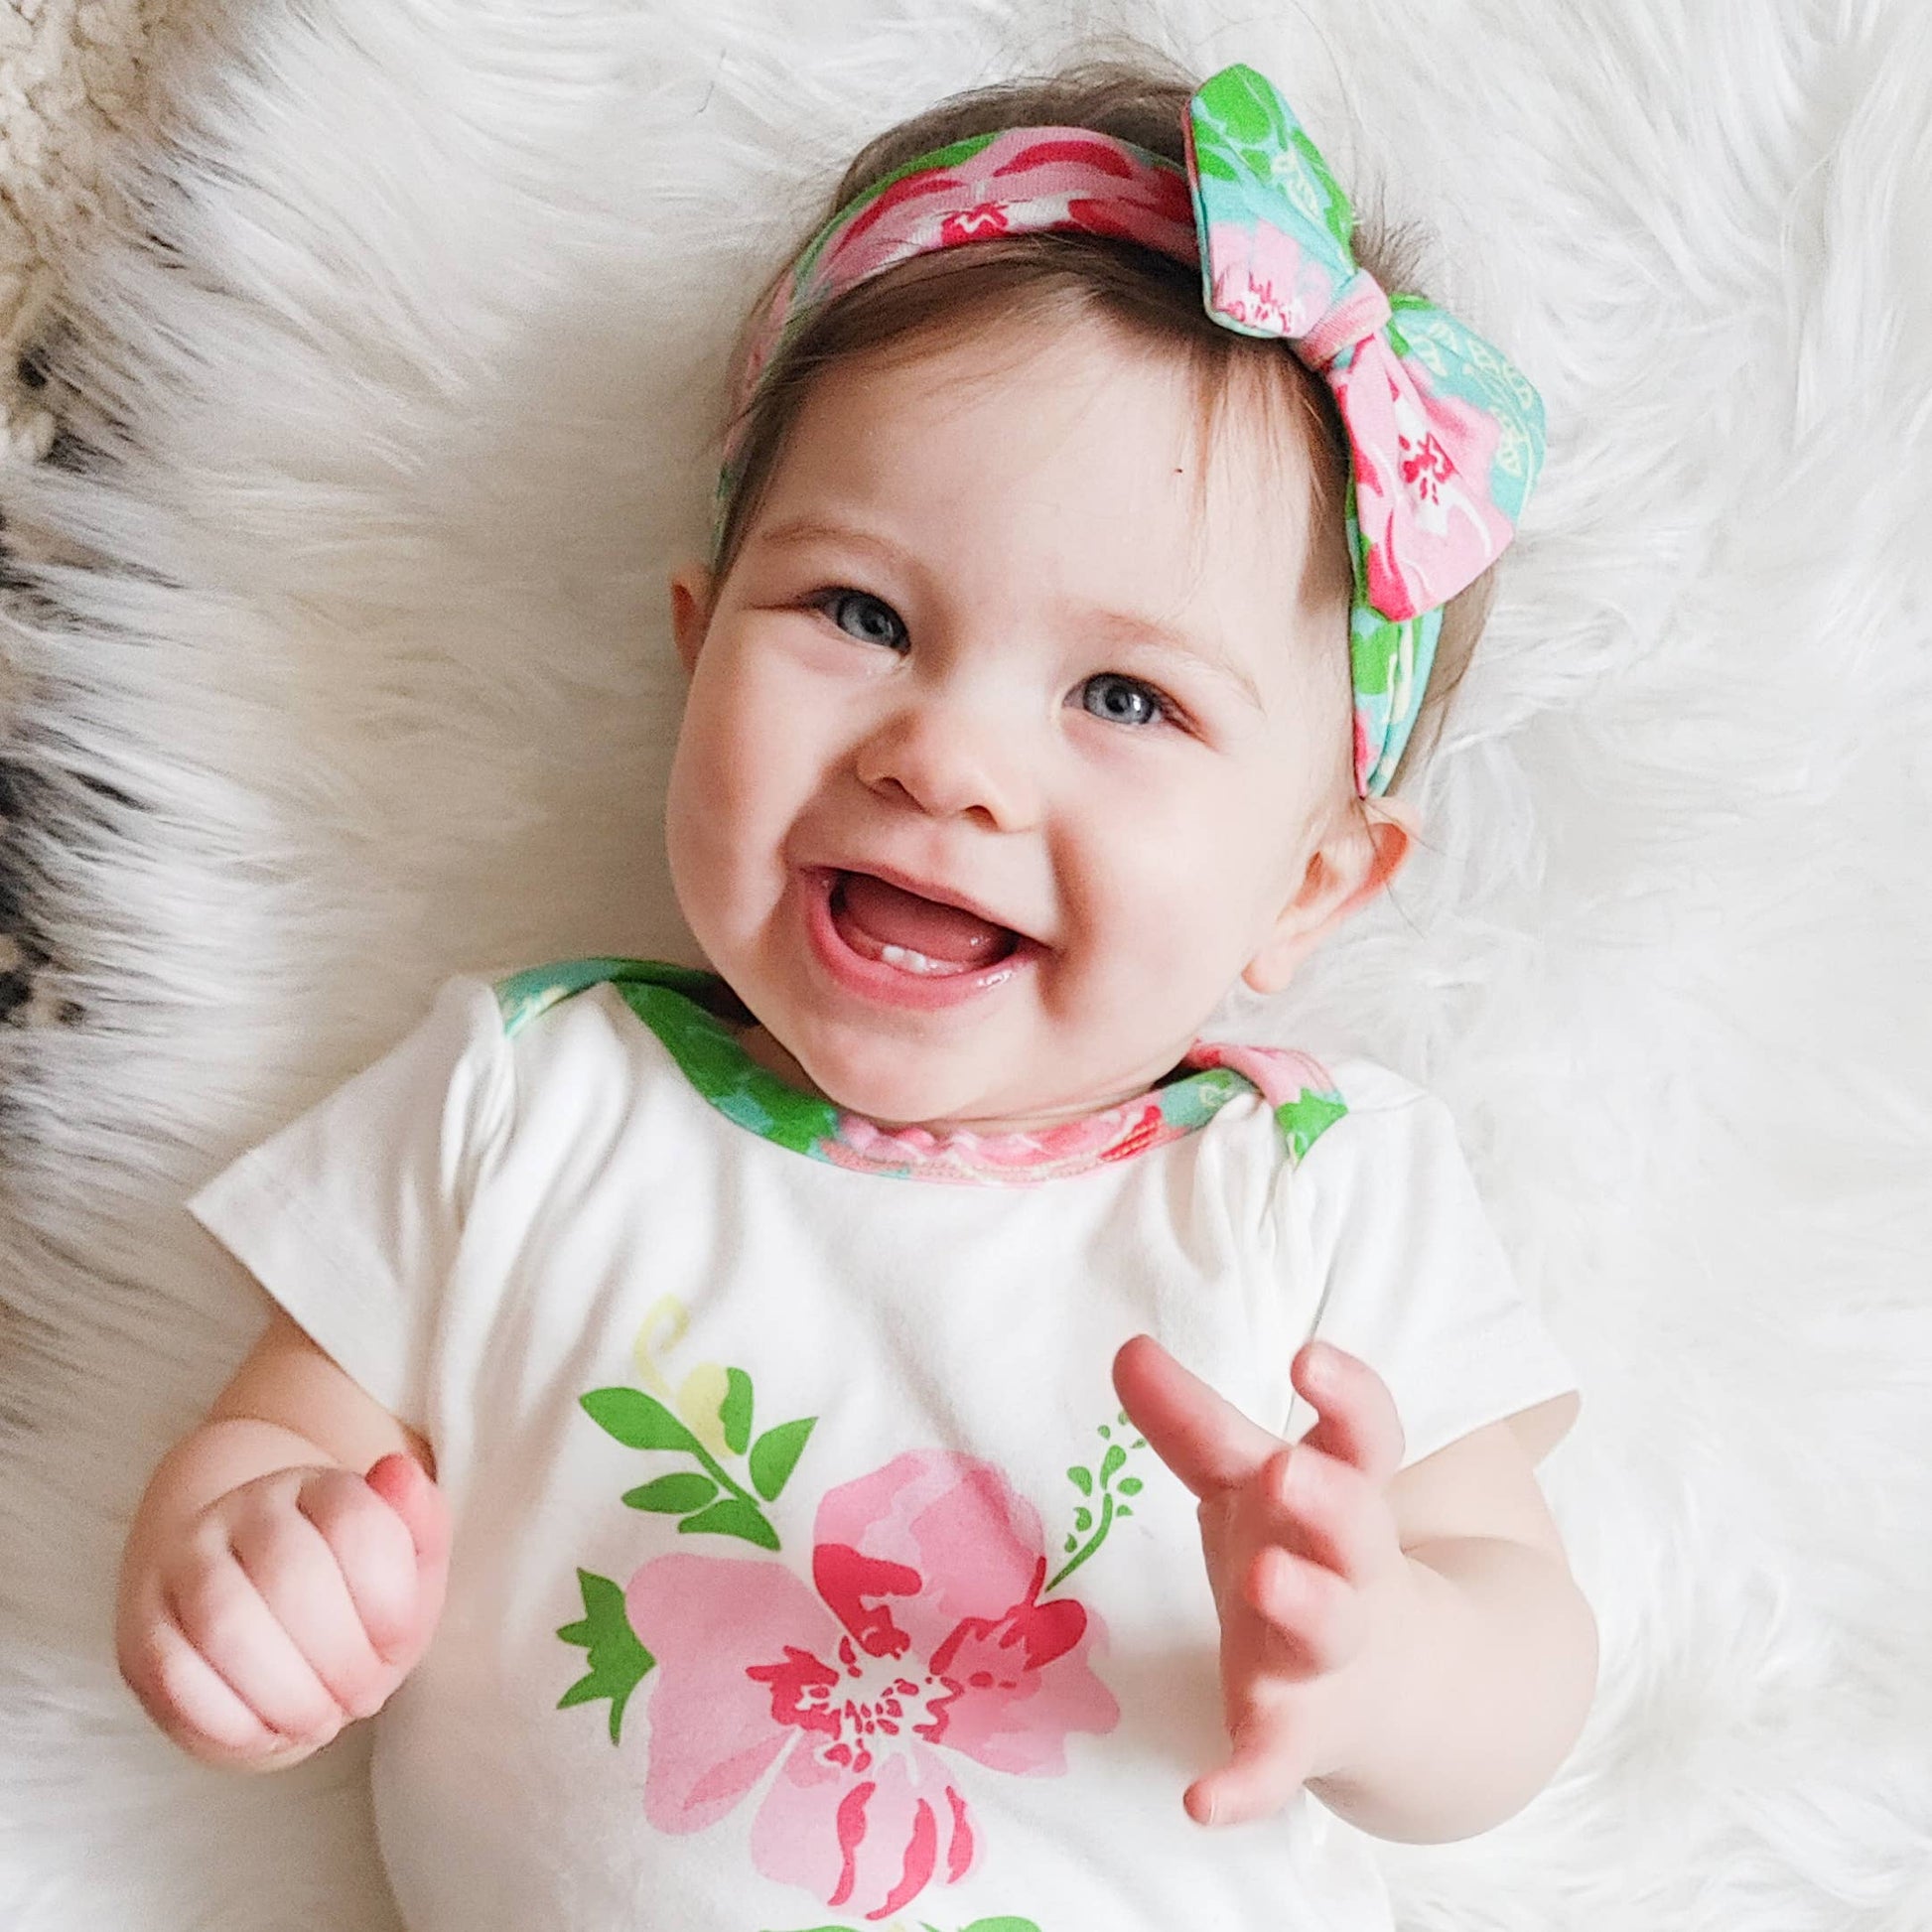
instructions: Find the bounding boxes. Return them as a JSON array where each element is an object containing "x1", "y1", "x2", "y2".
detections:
[{"x1": 364, "y1": 1452, "x2": 453, "y2": 1590}]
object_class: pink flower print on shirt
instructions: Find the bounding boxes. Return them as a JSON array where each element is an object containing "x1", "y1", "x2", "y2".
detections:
[{"x1": 628, "y1": 1450, "x2": 1118, "y2": 1923}]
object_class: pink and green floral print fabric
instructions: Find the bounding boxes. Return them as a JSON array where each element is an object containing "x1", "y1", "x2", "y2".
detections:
[
  {"x1": 714, "y1": 59, "x2": 1546, "y2": 798},
  {"x1": 628, "y1": 1450, "x2": 1118, "y2": 1921},
  {"x1": 493, "y1": 957, "x2": 1350, "y2": 1183},
  {"x1": 560, "y1": 1326, "x2": 1150, "y2": 1926},
  {"x1": 1181, "y1": 65, "x2": 1545, "y2": 792}
]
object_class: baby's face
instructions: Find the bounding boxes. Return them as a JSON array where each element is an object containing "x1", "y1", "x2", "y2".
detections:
[{"x1": 665, "y1": 311, "x2": 1398, "y2": 1131}]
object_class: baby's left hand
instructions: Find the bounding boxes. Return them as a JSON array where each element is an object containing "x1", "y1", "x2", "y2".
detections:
[{"x1": 1113, "y1": 1334, "x2": 1412, "y2": 1828}]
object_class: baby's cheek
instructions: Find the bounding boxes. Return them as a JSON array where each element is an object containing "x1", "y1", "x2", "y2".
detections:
[
  {"x1": 697, "y1": 650, "x2": 826, "y2": 808},
  {"x1": 1059, "y1": 833, "x2": 1247, "y2": 1020},
  {"x1": 1104, "y1": 800, "x2": 1261, "y2": 942},
  {"x1": 669, "y1": 686, "x2": 821, "y2": 952},
  {"x1": 665, "y1": 717, "x2": 747, "y2": 921}
]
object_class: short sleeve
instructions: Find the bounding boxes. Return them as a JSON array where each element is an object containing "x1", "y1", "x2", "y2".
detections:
[
  {"x1": 1284, "y1": 1069, "x2": 1580, "y2": 1470},
  {"x1": 183, "y1": 974, "x2": 512, "y2": 1433}
]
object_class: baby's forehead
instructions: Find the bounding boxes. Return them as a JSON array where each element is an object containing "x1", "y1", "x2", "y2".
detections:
[{"x1": 776, "y1": 312, "x2": 1332, "y2": 613}]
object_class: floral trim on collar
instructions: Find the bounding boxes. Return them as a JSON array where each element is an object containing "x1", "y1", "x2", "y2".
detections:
[{"x1": 493, "y1": 956, "x2": 1347, "y2": 1185}]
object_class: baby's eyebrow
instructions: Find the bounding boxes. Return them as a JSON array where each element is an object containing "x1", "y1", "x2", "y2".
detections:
[
  {"x1": 755, "y1": 513, "x2": 1263, "y2": 710},
  {"x1": 754, "y1": 514, "x2": 894, "y2": 561},
  {"x1": 1080, "y1": 607, "x2": 1264, "y2": 711}
]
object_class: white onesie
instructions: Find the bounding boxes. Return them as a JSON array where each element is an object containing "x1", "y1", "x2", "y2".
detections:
[{"x1": 185, "y1": 957, "x2": 1579, "y2": 1932}]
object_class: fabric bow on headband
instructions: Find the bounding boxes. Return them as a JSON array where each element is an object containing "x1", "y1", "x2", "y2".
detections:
[{"x1": 718, "y1": 63, "x2": 1546, "y2": 796}]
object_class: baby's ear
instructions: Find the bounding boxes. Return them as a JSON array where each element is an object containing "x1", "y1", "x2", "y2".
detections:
[
  {"x1": 1241, "y1": 796, "x2": 1418, "y2": 996},
  {"x1": 668, "y1": 560, "x2": 715, "y2": 676}
]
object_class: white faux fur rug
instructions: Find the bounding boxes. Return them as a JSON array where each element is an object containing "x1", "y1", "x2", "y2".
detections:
[
  {"x1": 0, "y1": 0, "x2": 215, "y2": 461},
  {"x1": 3, "y1": 0, "x2": 1930, "y2": 1926}
]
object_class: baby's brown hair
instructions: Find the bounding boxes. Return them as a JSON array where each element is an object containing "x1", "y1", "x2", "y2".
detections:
[{"x1": 708, "y1": 45, "x2": 1497, "y2": 805}]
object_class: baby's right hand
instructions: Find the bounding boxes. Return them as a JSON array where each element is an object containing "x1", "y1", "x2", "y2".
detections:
[{"x1": 119, "y1": 1450, "x2": 451, "y2": 1769}]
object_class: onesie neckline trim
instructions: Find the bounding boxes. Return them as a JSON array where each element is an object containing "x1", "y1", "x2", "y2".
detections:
[{"x1": 492, "y1": 956, "x2": 1347, "y2": 1185}]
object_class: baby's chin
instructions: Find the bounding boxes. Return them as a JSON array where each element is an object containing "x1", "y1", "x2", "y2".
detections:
[
  {"x1": 742, "y1": 1025, "x2": 1004, "y2": 1131},
  {"x1": 745, "y1": 1023, "x2": 1168, "y2": 1137}
]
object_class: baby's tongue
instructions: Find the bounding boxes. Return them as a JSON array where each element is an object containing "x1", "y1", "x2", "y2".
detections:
[{"x1": 835, "y1": 871, "x2": 1013, "y2": 968}]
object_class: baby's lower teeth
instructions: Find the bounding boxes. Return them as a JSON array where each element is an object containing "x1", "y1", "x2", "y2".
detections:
[{"x1": 879, "y1": 942, "x2": 966, "y2": 978}]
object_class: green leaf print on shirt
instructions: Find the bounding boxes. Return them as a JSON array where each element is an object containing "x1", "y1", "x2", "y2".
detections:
[
  {"x1": 557, "y1": 1569, "x2": 654, "y2": 1745},
  {"x1": 749, "y1": 1416, "x2": 816, "y2": 1500},
  {"x1": 1048, "y1": 1413, "x2": 1149, "y2": 1590},
  {"x1": 581, "y1": 1369, "x2": 815, "y2": 1553},
  {"x1": 562, "y1": 1328, "x2": 824, "y2": 1738},
  {"x1": 583, "y1": 1386, "x2": 705, "y2": 1453},
  {"x1": 678, "y1": 1495, "x2": 781, "y2": 1548},
  {"x1": 623, "y1": 1471, "x2": 720, "y2": 1514},
  {"x1": 721, "y1": 1367, "x2": 756, "y2": 1454}
]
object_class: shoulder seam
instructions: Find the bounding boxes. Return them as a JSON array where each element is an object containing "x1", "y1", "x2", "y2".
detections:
[
  {"x1": 490, "y1": 957, "x2": 719, "y2": 1037},
  {"x1": 1188, "y1": 1041, "x2": 1349, "y2": 1167}
]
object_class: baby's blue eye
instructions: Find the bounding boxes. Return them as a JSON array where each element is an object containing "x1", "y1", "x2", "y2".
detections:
[
  {"x1": 820, "y1": 589, "x2": 907, "y2": 652},
  {"x1": 1078, "y1": 672, "x2": 1167, "y2": 728}
]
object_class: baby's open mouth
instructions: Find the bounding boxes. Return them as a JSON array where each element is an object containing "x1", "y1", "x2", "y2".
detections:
[{"x1": 828, "y1": 870, "x2": 1021, "y2": 978}]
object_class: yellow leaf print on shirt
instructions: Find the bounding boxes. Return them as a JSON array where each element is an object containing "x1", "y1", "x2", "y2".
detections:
[{"x1": 633, "y1": 1296, "x2": 737, "y2": 1459}]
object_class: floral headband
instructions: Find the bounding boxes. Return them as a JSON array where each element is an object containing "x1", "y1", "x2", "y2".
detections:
[{"x1": 716, "y1": 63, "x2": 1546, "y2": 797}]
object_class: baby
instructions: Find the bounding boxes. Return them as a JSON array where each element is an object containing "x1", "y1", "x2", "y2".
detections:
[{"x1": 117, "y1": 53, "x2": 1595, "y2": 1932}]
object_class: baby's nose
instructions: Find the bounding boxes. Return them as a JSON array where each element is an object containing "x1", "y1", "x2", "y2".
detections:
[{"x1": 853, "y1": 698, "x2": 1039, "y2": 830}]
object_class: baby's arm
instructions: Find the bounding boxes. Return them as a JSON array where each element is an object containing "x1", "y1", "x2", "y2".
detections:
[
  {"x1": 117, "y1": 1282, "x2": 451, "y2": 1771},
  {"x1": 1116, "y1": 1336, "x2": 1596, "y2": 1843},
  {"x1": 1295, "y1": 1383, "x2": 1594, "y2": 1841}
]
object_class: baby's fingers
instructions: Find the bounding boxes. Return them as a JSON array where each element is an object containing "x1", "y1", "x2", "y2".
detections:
[
  {"x1": 1113, "y1": 1334, "x2": 1280, "y2": 1499},
  {"x1": 124, "y1": 1603, "x2": 283, "y2": 1764},
  {"x1": 299, "y1": 1463, "x2": 438, "y2": 1664},
  {"x1": 228, "y1": 1498, "x2": 394, "y2": 1720},
  {"x1": 364, "y1": 1453, "x2": 452, "y2": 1613},
  {"x1": 163, "y1": 1550, "x2": 344, "y2": 1748},
  {"x1": 1244, "y1": 1543, "x2": 1363, "y2": 1676},
  {"x1": 1258, "y1": 1444, "x2": 1398, "y2": 1589},
  {"x1": 1186, "y1": 1702, "x2": 1312, "y2": 1829},
  {"x1": 1293, "y1": 1341, "x2": 1404, "y2": 1485}
]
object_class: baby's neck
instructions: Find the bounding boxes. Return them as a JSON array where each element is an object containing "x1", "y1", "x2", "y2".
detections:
[{"x1": 736, "y1": 1025, "x2": 1178, "y2": 1138}]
